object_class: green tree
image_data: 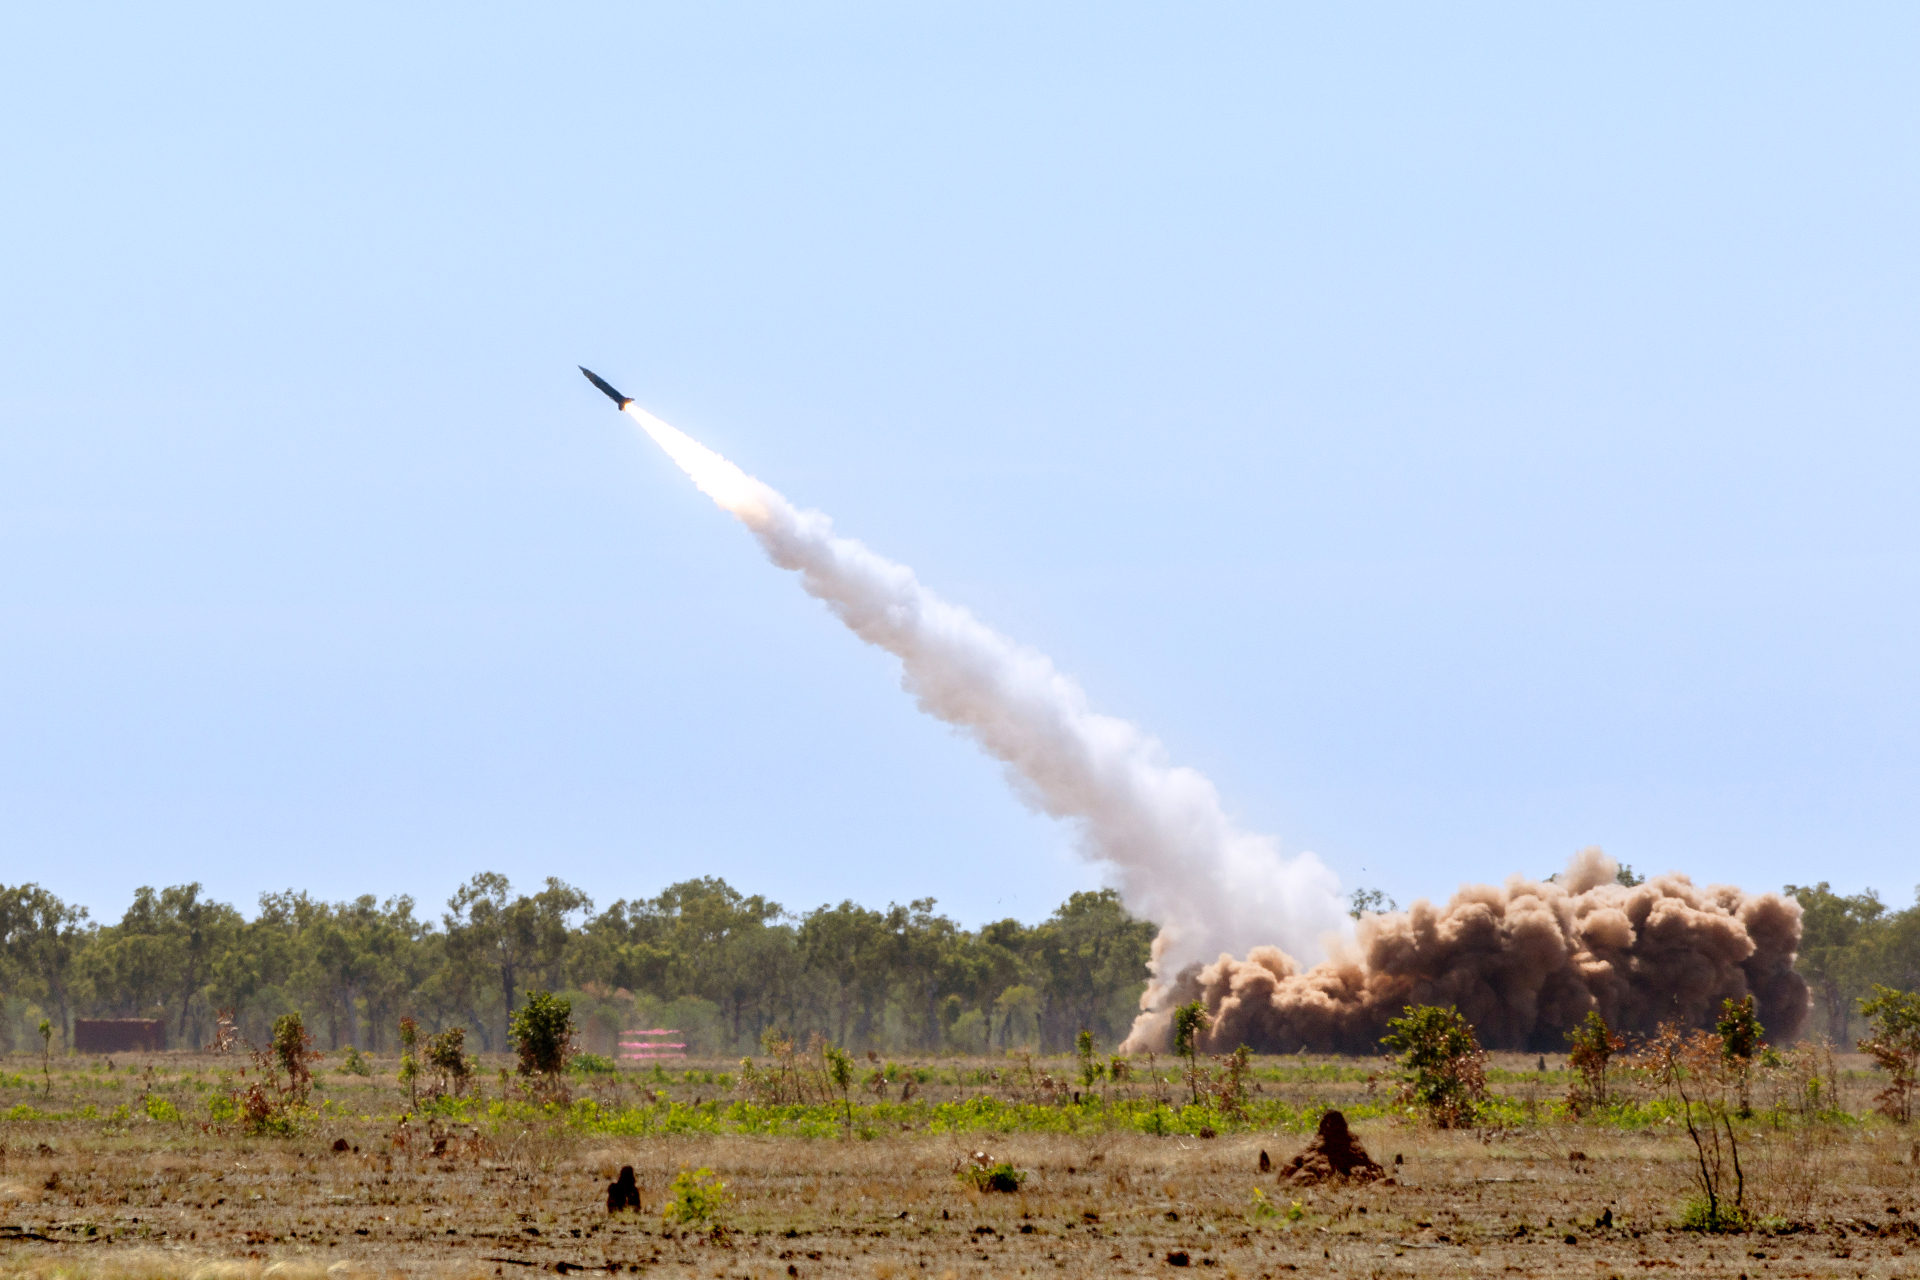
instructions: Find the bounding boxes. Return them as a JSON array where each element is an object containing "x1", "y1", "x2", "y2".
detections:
[
  {"x1": 0, "y1": 885, "x2": 90, "y2": 1047},
  {"x1": 158, "y1": 884, "x2": 243, "y2": 1042},
  {"x1": 991, "y1": 983, "x2": 1041, "y2": 1049},
  {"x1": 1028, "y1": 890, "x2": 1154, "y2": 1050},
  {"x1": 1786, "y1": 882, "x2": 1888, "y2": 1042},
  {"x1": 799, "y1": 899, "x2": 895, "y2": 1048},
  {"x1": 444, "y1": 873, "x2": 590, "y2": 1048},
  {"x1": 1347, "y1": 888, "x2": 1396, "y2": 919}
]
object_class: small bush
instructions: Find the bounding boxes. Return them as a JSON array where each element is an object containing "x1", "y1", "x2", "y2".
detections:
[
  {"x1": 272, "y1": 1013, "x2": 320, "y2": 1106},
  {"x1": 662, "y1": 1166, "x2": 730, "y2": 1226},
  {"x1": 1566, "y1": 1010, "x2": 1623, "y2": 1116},
  {"x1": 1681, "y1": 1195, "x2": 1750, "y2": 1233},
  {"x1": 398, "y1": 1016, "x2": 421, "y2": 1108},
  {"x1": 571, "y1": 1052, "x2": 617, "y2": 1076},
  {"x1": 424, "y1": 1026, "x2": 475, "y2": 1096},
  {"x1": 958, "y1": 1160, "x2": 1027, "y2": 1193},
  {"x1": 1718, "y1": 996, "x2": 1765, "y2": 1115},
  {"x1": 1381, "y1": 1004, "x2": 1487, "y2": 1127},
  {"x1": 510, "y1": 990, "x2": 577, "y2": 1078},
  {"x1": 340, "y1": 1046, "x2": 373, "y2": 1077},
  {"x1": 1858, "y1": 984, "x2": 1920, "y2": 1123}
]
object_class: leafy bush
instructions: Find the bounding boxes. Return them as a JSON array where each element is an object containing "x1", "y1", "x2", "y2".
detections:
[
  {"x1": 272, "y1": 1013, "x2": 319, "y2": 1105},
  {"x1": 510, "y1": 990, "x2": 577, "y2": 1077},
  {"x1": 571, "y1": 1052, "x2": 617, "y2": 1076},
  {"x1": 1681, "y1": 1194, "x2": 1750, "y2": 1233},
  {"x1": 1566, "y1": 1010, "x2": 1623, "y2": 1116},
  {"x1": 398, "y1": 1016, "x2": 421, "y2": 1108},
  {"x1": 662, "y1": 1166, "x2": 730, "y2": 1226},
  {"x1": 1172, "y1": 1001, "x2": 1211, "y2": 1103},
  {"x1": 823, "y1": 1042, "x2": 855, "y2": 1132},
  {"x1": 958, "y1": 1159, "x2": 1026, "y2": 1193},
  {"x1": 1717, "y1": 996, "x2": 1765, "y2": 1114},
  {"x1": 1076, "y1": 1030, "x2": 1105, "y2": 1090},
  {"x1": 424, "y1": 1026, "x2": 475, "y2": 1097},
  {"x1": 1381, "y1": 1004, "x2": 1486, "y2": 1127},
  {"x1": 340, "y1": 1046, "x2": 373, "y2": 1077},
  {"x1": 1858, "y1": 984, "x2": 1920, "y2": 1122}
]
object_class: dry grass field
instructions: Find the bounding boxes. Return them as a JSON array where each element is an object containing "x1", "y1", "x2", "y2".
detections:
[{"x1": 0, "y1": 1051, "x2": 1915, "y2": 1279}]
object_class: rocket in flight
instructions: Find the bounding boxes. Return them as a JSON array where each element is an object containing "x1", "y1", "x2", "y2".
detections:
[{"x1": 579, "y1": 366, "x2": 633, "y2": 410}]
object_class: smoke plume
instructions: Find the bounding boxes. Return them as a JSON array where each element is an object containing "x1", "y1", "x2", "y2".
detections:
[
  {"x1": 622, "y1": 402, "x2": 1348, "y2": 992},
  {"x1": 626, "y1": 405, "x2": 1809, "y2": 1053},
  {"x1": 1127, "y1": 848, "x2": 1809, "y2": 1054}
]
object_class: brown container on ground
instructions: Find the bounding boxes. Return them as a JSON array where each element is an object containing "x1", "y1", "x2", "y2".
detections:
[{"x1": 72, "y1": 1019, "x2": 165, "y2": 1053}]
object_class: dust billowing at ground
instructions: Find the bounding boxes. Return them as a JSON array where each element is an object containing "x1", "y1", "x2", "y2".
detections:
[{"x1": 1126, "y1": 849, "x2": 1810, "y2": 1055}]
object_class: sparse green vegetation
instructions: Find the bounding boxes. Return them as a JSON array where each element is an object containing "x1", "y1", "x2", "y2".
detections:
[
  {"x1": 1857, "y1": 983, "x2": 1920, "y2": 1121},
  {"x1": 1381, "y1": 1004, "x2": 1486, "y2": 1127},
  {"x1": 957, "y1": 1158, "x2": 1026, "y2": 1193},
  {"x1": 1566, "y1": 1009, "x2": 1623, "y2": 1116},
  {"x1": 661, "y1": 1165, "x2": 730, "y2": 1226},
  {"x1": 0, "y1": 1040, "x2": 1915, "y2": 1278},
  {"x1": 509, "y1": 989, "x2": 577, "y2": 1079}
]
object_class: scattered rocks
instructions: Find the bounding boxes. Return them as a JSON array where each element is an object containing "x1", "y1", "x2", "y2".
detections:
[
  {"x1": 606, "y1": 1165, "x2": 640, "y2": 1214},
  {"x1": 1277, "y1": 1110, "x2": 1384, "y2": 1185}
]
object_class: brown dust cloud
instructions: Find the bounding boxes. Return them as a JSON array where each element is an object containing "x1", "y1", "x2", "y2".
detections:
[{"x1": 1123, "y1": 848, "x2": 1809, "y2": 1055}]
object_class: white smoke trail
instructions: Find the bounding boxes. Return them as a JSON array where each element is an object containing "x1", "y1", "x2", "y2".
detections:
[{"x1": 624, "y1": 401, "x2": 1347, "y2": 1018}]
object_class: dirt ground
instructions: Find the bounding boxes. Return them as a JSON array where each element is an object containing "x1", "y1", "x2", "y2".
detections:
[{"x1": 0, "y1": 1052, "x2": 1916, "y2": 1278}]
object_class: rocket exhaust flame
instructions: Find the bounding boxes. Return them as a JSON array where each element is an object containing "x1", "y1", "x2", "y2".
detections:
[{"x1": 614, "y1": 396, "x2": 1348, "y2": 1014}]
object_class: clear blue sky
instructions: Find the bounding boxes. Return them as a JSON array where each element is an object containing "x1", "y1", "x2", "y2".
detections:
[{"x1": 3, "y1": 5, "x2": 1916, "y2": 929}]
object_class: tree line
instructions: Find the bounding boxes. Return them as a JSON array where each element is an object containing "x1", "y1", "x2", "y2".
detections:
[
  {"x1": 1788, "y1": 881, "x2": 1920, "y2": 1044},
  {"x1": 0, "y1": 874, "x2": 1155, "y2": 1059}
]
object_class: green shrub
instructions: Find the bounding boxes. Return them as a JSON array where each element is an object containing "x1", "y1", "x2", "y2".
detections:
[
  {"x1": 340, "y1": 1046, "x2": 373, "y2": 1077},
  {"x1": 510, "y1": 990, "x2": 577, "y2": 1077},
  {"x1": 662, "y1": 1166, "x2": 730, "y2": 1226},
  {"x1": 1680, "y1": 1195, "x2": 1750, "y2": 1233},
  {"x1": 1858, "y1": 985, "x2": 1920, "y2": 1122},
  {"x1": 571, "y1": 1052, "x2": 617, "y2": 1076},
  {"x1": 1381, "y1": 1004, "x2": 1487, "y2": 1127},
  {"x1": 398, "y1": 1016, "x2": 421, "y2": 1108},
  {"x1": 1566, "y1": 1010, "x2": 1623, "y2": 1116},
  {"x1": 1172, "y1": 1002, "x2": 1211, "y2": 1104},
  {"x1": 958, "y1": 1160, "x2": 1026, "y2": 1193},
  {"x1": 272, "y1": 1013, "x2": 319, "y2": 1106},
  {"x1": 425, "y1": 1026, "x2": 475, "y2": 1096}
]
